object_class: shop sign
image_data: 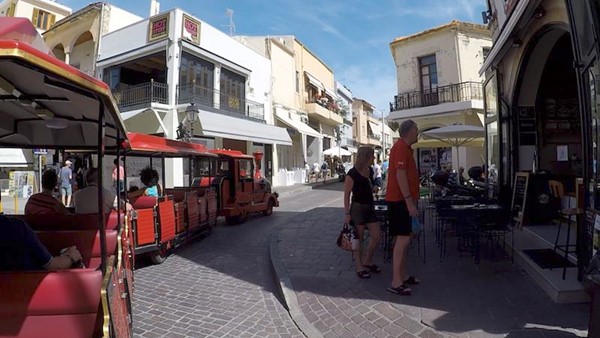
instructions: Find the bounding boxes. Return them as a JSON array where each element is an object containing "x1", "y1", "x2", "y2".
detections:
[
  {"x1": 33, "y1": 148, "x2": 47, "y2": 155},
  {"x1": 182, "y1": 15, "x2": 201, "y2": 45},
  {"x1": 148, "y1": 14, "x2": 169, "y2": 42}
]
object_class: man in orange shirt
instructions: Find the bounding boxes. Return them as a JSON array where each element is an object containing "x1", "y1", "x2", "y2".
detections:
[{"x1": 386, "y1": 119, "x2": 420, "y2": 295}]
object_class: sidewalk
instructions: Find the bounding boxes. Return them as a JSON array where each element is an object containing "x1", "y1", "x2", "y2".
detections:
[
  {"x1": 270, "y1": 206, "x2": 590, "y2": 338},
  {"x1": 275, "y1": 177, "x2": 341, "y2": 198}
]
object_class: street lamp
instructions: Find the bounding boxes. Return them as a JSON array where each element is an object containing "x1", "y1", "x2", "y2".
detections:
[{"x1": 185, "y1": 103, "x2": 199, "y2": 140}]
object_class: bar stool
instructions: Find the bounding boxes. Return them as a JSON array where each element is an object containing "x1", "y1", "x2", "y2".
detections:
[{"x1": 548, "y1": 180, "x2": 581, "y2": 279}]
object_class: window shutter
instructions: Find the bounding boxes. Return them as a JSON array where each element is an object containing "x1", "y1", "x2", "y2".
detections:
[
  {"x1": 49, "y1": 14, "x2": 55, "y2": 28},
  {"x1": 32, "y1": 8, "x2": 39, "y2": 27}
]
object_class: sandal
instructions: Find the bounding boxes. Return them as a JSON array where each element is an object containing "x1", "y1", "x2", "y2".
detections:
[
  {"x1": 387, "y1": 284, "x2": 412, "y2": 295},
  {"x1": 363, "y1": 264, "x2": 381, "y2": 273},
  {"x1": 403, "y1": 276, "x2": 421, "y2": 285},
  {"x1": 356, "y1": 270, "x2": 371, "y2": 279}
]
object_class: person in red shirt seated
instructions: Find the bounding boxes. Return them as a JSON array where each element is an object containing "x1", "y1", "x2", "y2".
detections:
[{"x1": 24, "y1": 169, "x2": 69, "y2": 215}]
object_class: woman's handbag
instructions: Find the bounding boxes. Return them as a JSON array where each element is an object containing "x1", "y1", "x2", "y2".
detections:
[{"x1": 337, "y1": 223, "x2": 360, "y2": 251}]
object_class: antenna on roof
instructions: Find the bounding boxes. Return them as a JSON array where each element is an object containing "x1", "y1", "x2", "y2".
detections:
[{"x1": 224, "y1": 8, "x2": 236, "y2": 36}]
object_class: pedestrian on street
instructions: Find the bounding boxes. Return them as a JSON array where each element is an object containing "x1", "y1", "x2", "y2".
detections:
[
  {"x1": 386, "y1": 119, "x2": 420, "y2": 295},
  {"x1": 59, "y1": 160, "x2": 73, "y2": 207},
  {"x1": 343, "y1": 146, "x2": 381, "y2": 279},
  {"x1": 112, "y1": 158, "x2": 125, "y2": 194}
]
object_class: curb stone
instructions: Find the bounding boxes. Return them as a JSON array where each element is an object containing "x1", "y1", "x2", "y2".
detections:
[{"x1": 269, "y1": 234, "x2": 324, "y2": 338}]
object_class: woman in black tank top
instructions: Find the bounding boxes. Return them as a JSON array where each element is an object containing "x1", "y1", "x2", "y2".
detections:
[{"x1": 343, "y1": 147, "x2": 381, "y2": 278}]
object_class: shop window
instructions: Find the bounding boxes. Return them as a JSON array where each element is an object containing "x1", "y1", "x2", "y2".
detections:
[
  {"x1": 220, "y1": 68, "x2": 246, "y2": 113},
  {"x1": 588, "y1": 62, "x2": 600, "y2": 209},
  {"x1": 179, "y1": 53, "x2": 215, "y2": 105},
  {"x1": 32, "y1": 8, "x2": 55, "y2": 30}
]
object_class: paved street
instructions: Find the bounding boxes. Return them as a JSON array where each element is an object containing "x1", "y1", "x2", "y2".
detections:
[
  {"x1": 133, "y1": 182, "x2": 591, "y2": 338},
  {"x1": 275, "y1": 183, "x2": 590, "y2": 338},
  {"x1": 131, "y1": 182, "x2": 341, "y2": 338}
]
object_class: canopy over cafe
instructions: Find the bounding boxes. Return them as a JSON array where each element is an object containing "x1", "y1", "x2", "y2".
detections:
[{"x1": 482, "y1": 0, "x2": 600, "y2": 301}]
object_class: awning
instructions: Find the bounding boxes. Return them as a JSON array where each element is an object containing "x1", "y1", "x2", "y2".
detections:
[
  {"x1": 275, "y1": 111, "x2": 322, "y2": 138},
  {"x1": 198, "y1": 111, "x2": 293, "y2": 146},
  {"x1": 368, "y1": 121, "x2": 381, "y2": 133},
  {"x1": 0, "y1": 148, "x2": 30, "y2": 167},
  {"x1": 305, "y1": 72, "x2": 324, "y2": 91},
  {"x1": 324, "y1": 87, "x2": 336, "y2": 98},
  {"x1": 479, "y1": 0, "x2": 532, "y2": 75},
  {"x1": 342, "y1": 146, "x2": 358, "y2": 153}
]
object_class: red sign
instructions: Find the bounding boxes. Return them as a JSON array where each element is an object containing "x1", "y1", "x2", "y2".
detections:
[
  {"x1": 148, "y1": 15, "x2": 169, "y2": 42},
  {"x1": 182, "y1": 15, "x2": 200, "y2": 44}
]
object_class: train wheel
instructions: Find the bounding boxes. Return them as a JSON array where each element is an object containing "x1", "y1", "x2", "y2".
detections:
[
  {"x1": 150, "y1": 250, "x2": 167, "y2": 264},
  {"x1": 263, "y1": 200, "x2": 273, "y2": 216}
]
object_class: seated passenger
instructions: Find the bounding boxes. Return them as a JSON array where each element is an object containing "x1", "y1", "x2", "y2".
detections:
[
  {"x1": 73, "y1": 168, "x2": 117, "y2": 214},
  {"x1": 140, "y1": 167, "x2": 161, "y2": 197},
  {"x1": 0, "y1": 215, "x2": 82, "y2": 271},
  {"x1": 24, "y1": 169, "x2": 68, "y2": 215}
]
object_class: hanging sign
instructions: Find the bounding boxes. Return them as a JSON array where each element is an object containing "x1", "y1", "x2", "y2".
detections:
[
  {"x1": 182, "y1": 14, "x2": 201, "y2": 45},
  {"x1": 148, "y1": 14, "x2": 169, "y2": 42}
]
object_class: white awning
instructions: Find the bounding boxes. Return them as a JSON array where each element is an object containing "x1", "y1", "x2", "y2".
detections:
[
  {"x1": 305, "y1": 72, "x2": 324, "y2": 90},
  {"x1": 368, "y1": 121, "x2": 381, "y2": 133},
  {"x1": 199, "y1": 111, "x2": 293, "y2": 146},
  {"x1": 0, "y1": 148, "x2": 30, "y2": 167},
  {"x1": 275, "y1": 111, "x2": 322, "y2": 139},
  {"x1": 479, "y1": 0, "x2": 532, "y2": 75},
  {"x1": 342, "y1": 146, "x2": 358, "y2": 153},
  {"x1": 324, "y1": 87, "x2": 336, "y2": 98}
]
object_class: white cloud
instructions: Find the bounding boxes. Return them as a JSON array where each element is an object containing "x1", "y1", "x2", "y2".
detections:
[{"x1": 366, "y1": 0, "x2": 484, "y2": 22}]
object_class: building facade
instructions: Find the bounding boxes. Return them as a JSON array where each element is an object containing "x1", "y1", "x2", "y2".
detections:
[
  {"x1": 336, "y1": 81, "x2": 356, "y2": 154},
  {"x1": 95, "y1": 8, "x2": 291, "y2": 187},
  {"x1": 388, "y1": 21, "x2": 491, "y2": 173},
  {"x1": 481, "y1": 0, "x2": 600, "y2": 303},
  {"x1": 352, "y1": 98, "x2": 382, "y2": 151},
  {"x1": 42, "y1": 3, "x2": 142, "y2": 77},
  {"x1": 0, "y1": 0, "x2": 71, "y2": 33}
]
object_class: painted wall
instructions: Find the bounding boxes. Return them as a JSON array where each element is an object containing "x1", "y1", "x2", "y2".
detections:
[
  {"x1": 391, "y1": 29, "x2": 458, "y2": 94},
  {"x1": 457, "y1": 32, "x2": 492, "y2": 82},
  {"x1": 106, "y1": 5, "x2": 142, "y2": 33},
  {"x1": 336, "y1": 81, "x2": 353, "y2": 144},
  {"x1": 10, "y1": 0, "x2": 70, "y2": 33}
]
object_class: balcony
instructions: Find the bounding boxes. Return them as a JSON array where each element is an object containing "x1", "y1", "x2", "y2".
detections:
[
  {"x1": 177, "y1": 83, "x2": 265, "y2": 122},
  {"x1": 113, "y1": 80, "x2": 169, "y2": 111},
  {"x1": 390, "y1": 81, "x2": 483, "y2": 112},
  {"x1": 306, "y1": 100, "x2": 343, "y2": 125},
  {"x1": 341, "y1": 138, "x2": 356, "y2": 147}
]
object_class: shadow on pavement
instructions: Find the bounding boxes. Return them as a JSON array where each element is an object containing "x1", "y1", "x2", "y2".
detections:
[{"x1": 275, "y1": 206, "x2": 590, "y2": 338}]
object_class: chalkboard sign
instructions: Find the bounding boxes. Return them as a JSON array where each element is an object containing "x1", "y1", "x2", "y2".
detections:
[{"x1": 511, "y1": 172, "x2": 530, "y2": 228}]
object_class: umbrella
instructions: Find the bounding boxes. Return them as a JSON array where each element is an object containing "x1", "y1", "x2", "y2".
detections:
[
  {"x1": 323, "y1": 146, "x2": 352, "y2": 157},
  {"x1": 420, "y1": 124, "x2": 485, "y2": 169},
  {"x1": 412, "y1": 138, "x2": 484, "y2": 149}
]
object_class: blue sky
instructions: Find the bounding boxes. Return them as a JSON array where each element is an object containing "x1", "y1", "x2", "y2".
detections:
[{"x1": 61, "y1": 0, "x2": 486, "y2": 115}]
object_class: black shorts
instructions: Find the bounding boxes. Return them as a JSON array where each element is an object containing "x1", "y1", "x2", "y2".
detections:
[
  {"x1": 387, "y1": 201, "x2": 411, "y2": 236},
  {"x1": 373, "y1": 177, "x2": 383, "y2": 187},
  {"x1": 350, "y1": 202, "x2": 378, "y2": 225}
]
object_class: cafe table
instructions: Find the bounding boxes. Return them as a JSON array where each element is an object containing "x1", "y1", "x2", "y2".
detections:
[{"x1": 450, "y1": 203, "x2": 505, "y2": 263}]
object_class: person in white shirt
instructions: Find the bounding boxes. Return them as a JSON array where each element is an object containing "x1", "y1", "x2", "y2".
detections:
[
  {"x1": 373, "y1": 160, "x2": 383, "y2": 189},
  {"x1": 73, "y1": 168, "x2": 117, "y2": 214}
]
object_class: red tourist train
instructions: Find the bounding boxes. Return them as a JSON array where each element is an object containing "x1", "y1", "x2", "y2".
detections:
[
  {"x1": 120, "y1": 133, "x2": 279, "y2": 264},
  {"x1": 0, "y1": 18, "x2": 133, "y2": 337}
]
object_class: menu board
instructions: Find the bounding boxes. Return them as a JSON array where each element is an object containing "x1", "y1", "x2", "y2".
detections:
[{"x1": 511, "y1": 172, "x2": 530, "y2": 227}]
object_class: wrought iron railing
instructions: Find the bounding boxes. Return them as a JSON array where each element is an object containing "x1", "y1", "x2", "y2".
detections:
[
  {"x1": 177, "y1": 83, "x2": 265, "y2": 122},
  {"x1": 389, "y1": 81, "x2": 483, "y2": 112},
  {"x1": 113, "y1": 80, "x2": 169, "y2": 110}
]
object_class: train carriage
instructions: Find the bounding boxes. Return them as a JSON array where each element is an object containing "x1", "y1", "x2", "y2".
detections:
[
  {"x1": 0, "y1": 18, "x2": 132, "y2": 337},
  {"x1": 120, "y1": 132, "x2": 219, "y2": 264}
]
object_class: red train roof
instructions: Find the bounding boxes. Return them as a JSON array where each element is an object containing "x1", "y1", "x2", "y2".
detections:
[
  {"x1": 209, "y1": 149, "x2": 254, "y2": 159},
  {"x1": 0, "y1": 18, "x2": 126, "y2": 149},
  {"x1": 125, "y1": 133, "x2": 217, "y2": 157},
  {"x1": 0, "y1": 18, "x2": 53, "y2": 55}
]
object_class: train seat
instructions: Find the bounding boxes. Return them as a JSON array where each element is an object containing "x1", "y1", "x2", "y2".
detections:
[
  {"x1": 0, "y1": 269, "x2": 102, "y2": 338},
  {"x1": 37, "y1": 230, "x2": 118, "y2": 270}
]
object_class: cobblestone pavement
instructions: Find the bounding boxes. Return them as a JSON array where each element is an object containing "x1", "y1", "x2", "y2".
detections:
[
  {"x1": 132, "y1": 182, "x2": 343, "y2": 338},
  {"x1": 275, "y1": 183, "x2": 590, "y2": 338}
]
